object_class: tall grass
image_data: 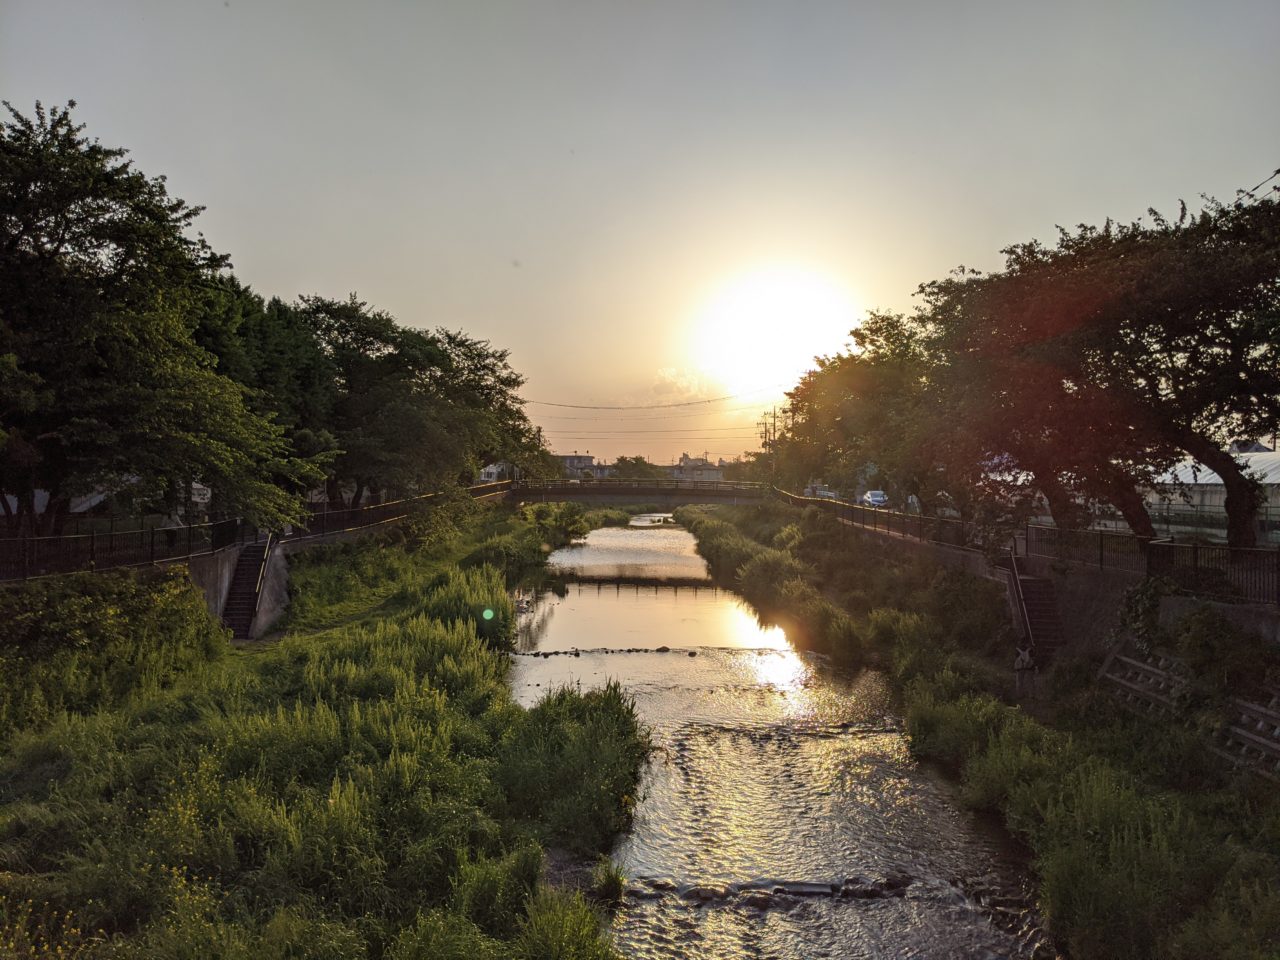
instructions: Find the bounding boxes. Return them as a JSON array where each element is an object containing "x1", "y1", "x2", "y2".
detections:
[
  {"x1": 0, "y1": 570, "x2": 226, "y2": 738},
  {"x1": 0, "y1": 502, "x2": 642, "y2": 958}
]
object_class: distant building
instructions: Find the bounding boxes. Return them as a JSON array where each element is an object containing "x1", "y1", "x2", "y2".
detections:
[
  {"x1": 556, "y1": 452, "x2": 598, "y2": 478},
  {"x1": 669, "y1": 452, "x2": 724, "y2": 482},
  {"x1": 1151, "y1": 451, "x2": 1280, "y2": 512},
  {"x1": 478, "y1": 462, "x2": 516, "y2": 482}
]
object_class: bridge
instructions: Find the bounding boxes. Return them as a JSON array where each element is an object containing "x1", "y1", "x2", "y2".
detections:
[{"x1": 510, "y1": 478, "x2": 768, "y2": 507}]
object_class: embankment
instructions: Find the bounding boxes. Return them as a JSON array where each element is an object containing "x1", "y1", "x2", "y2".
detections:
[
  {"x1": 0, "y1": 498, "x2": 649, "y2": 958},
  {"x1": 675, "y1": 501, "x2": 1280, "y2": 960}
]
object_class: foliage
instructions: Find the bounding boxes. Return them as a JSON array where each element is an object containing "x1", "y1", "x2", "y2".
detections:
[
  {"x1": 0, "y1": 101, "x2": 318, "y2": 531},
  {"x1": 495, "y1": 683, "x2": 650, "y2": 854},
  {"x1": 0, "y1": 101, "x2": 556, "y2": 534},
  {"x1": 0, "y1": 569, "x2": 226, "y2": 737},
  {"x1": 0, "y1": 503, "x2": 643, "y2": 957},
  {"x1": 608, "y1": 456, "x2": 667, "y2": 480},
  {"x1": 768, "y1": 187, "x2": 1280, "y2": 546}
]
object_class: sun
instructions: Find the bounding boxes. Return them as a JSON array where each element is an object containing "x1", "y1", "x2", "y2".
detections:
[{"x1": 687, "y1": 264, "x2": 859, "y2": 395}]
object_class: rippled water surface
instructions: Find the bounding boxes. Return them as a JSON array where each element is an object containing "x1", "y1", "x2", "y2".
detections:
[{"x1": 512, "y1": 517, "x2": 1051, "y2": 959}]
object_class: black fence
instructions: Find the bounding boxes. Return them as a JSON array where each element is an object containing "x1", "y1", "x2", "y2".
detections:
[
  {"x1": 772, "y1": 491, "x2": 1280, "y2": 606},
  {"x1": 0, "y1": 482, "x2": 514, "y2": 582},
  {"x1": 1026, "y1": 523, "x2": 1279, "y2": 605},
  {"x1": 773, "y1": 488, "x2": 975, "y2": 549},
  {"x1": 0, "y1": 517, "x2": 249, "y2": 581}
]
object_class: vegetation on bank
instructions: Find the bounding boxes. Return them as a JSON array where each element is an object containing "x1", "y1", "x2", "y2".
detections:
[
  {"x1": 0, "y1": 500, "x2": 649, "y2": 958},
  {"x1": 677, "y1": 501, "x2": 1280, "y2": 960}
]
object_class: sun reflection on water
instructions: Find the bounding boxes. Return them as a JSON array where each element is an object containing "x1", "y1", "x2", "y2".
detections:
[{"x1": 750, "y1": 649, "x2": 807, "y2": 691}]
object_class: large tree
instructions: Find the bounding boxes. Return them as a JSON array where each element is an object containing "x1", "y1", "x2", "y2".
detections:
[
  {"x1": 0, "y1": 101, "x2": 313, "y2": 531},
  {"x1": 299, "y1": 296, "x2": 545, "y2": 504}
]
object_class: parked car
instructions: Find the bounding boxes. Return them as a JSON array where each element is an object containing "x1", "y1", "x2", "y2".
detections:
[{"x1": 860, "y1": 490, "x2": 889, "y2": 508}]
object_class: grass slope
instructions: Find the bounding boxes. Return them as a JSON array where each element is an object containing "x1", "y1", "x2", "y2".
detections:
[
  {"x1": 0, "y1": 499, "x2": 650, "y2": 959},
  {"x1": 676, "y1": 501, "x2": 1280, "y2": 960}
]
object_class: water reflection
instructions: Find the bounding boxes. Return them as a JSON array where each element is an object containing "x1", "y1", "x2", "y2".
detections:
[
  {"x1": 515, "y1": 582, "x2": 790, "y2": 654},
  {"x1": 510, "y1": 516, "x2": 1054, "y2": 958}
]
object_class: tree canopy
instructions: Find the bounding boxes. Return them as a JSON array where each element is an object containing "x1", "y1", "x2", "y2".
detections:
[
  {"x1": 0, "y1": 101, "x2": 551, "y2": 532},
  {"x1": 771, "y1": 189, "x2": 1280, "y2": 547}
]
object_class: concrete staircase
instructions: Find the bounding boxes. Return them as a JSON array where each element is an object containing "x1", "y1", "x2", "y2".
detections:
[
  {"x1": 997, "y1": 554, "x2": 1066, "y2": 663},
  {"x1": 222, "y1": 538, "x2": 270, "y2": 641},
  {"x1": 1018, "y1": 573, "x2": 1065, "y2": 662}
]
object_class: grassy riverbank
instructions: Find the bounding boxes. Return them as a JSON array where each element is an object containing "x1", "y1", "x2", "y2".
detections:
[
  {"x1": 676, "y1": 502, "x2": 1280, "y2": 960},
  {"x1": 0, "y1": 498, "x2": 649, "y2": 959}
]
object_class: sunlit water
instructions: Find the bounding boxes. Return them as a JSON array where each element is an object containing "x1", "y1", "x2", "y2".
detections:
[{"x1": 511, "y1": 517, "x2": 1053, "y2": 959}]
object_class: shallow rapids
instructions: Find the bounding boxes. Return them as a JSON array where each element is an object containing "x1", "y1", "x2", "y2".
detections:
[{"x1": 511, "y1": 517, "x2": 1052, "y2": 959}]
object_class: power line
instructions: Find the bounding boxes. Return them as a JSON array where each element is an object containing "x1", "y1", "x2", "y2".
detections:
[
  {"x1": 1234, "y1": 167, "x2": 1280, "y2": 207},
  {"x1": 526, "y1": 384, "x2": 786, "y2": 410},
  {"x1": 544, "y1": 435, "x2": 761, "y2": 441}
]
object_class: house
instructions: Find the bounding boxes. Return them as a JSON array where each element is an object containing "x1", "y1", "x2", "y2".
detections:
[
  {"x1": 555, "y1": 452, "x2": 598, "y2": 478},
  {"x1": 669, "y1": 452, "x2": 724, "y2": 482},
  {"x1": 1150, "y1": 450, "x2": 1280, "y2": 513},
  {"x1": 478, "y1": 462, "x2": 516, "y2": 482}
]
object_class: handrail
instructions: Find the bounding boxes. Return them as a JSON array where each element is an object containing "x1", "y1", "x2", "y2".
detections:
[
  {"x1": 250, "y1": 532, "x2": 275, "y2": 625},
  {"x1": 1008, "y1": 550, "x2": 1036, "y2": 650}
]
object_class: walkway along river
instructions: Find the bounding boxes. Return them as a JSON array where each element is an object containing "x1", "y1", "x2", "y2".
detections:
[{"x1": 510, "y1": 515, "x2": 1055, "y2": 960}]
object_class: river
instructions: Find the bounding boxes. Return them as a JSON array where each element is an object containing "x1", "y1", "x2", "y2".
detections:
[{"x1": 511, "y1": 515, "x2": 1053, "y2": 960}]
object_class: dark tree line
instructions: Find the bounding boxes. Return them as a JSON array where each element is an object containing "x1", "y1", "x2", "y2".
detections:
[
  {"x1": 773, "y1": 189, "x2": 1280, "y2": 547},
  {"x1": 0, "y1": 101, "x2": 549, "y2": 534}
]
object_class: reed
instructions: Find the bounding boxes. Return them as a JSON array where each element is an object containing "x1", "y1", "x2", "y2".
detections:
[{"x1": 0, "y1": 502, "x2": 642, "y2": 957}]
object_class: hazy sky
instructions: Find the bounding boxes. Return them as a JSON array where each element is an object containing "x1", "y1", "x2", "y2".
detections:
[{"x1": 5, "y1": 0, "x2": 1278, "y2": 462}]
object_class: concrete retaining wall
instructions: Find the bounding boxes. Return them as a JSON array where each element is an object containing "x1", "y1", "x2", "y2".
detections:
[
  {"x1": 181, "y1": 545, "x2": 244, "y2": 620},
  {"x1": 250, "y1": 547, "x2": 291, "y2": 640}
]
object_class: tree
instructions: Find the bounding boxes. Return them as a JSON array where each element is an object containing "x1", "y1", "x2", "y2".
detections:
[
  {"x1": 298, "y1": 296, "x2": 547, "y2": 504},
  {"x1": 0, "y1": 101, "x2": 314, "y2": 531},
  {"x1": 960, "y1": 198, "x2": 1280, "y2": 545},
  {"x1": 610, "y1": 455, "x2": 668, "y2": 480}
]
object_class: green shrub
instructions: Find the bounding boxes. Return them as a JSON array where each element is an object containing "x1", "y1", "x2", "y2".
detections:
[
  {"x1": 589, "y1": 857, "x2": 625, "y2": 906},
  {"x1": 514, "y1": 890, "x2": 616, "y2": 960},
  {"x1": 496, "y1": 682, "x2": 650, "y2": 853},
  {"x1": 0, "y1": 502, "x2": 647, "y2": 958},
  {"x1": 0, "y1": 569, "x2": 226, "y2": 737}
]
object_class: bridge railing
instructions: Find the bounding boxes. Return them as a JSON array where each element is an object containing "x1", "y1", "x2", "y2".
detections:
[{"x1": 0, "y1": 481, "x2": 513, "y2": 582}]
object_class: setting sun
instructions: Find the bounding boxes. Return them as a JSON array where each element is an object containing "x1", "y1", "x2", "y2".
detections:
[{"x1": 688, "y1": 264, "x2": 860, "y2": 394}]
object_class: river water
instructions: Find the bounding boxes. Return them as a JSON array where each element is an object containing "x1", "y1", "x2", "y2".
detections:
[{"x1": 511, "y1": 516, "x2": 1053, "y2": 960}]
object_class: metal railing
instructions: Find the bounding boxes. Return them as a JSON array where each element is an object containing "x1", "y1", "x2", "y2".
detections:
[
  {"x1": 1025, "y1": 522, "x2": 1279, "y2": 605},
  {"x1": 0, "y1": 481, "x2": 514, "y2": 582},
  {"x1": 773, "y1": 488, "x2": 976, "y2": 549},
  {"x1": 773, "y1": 490, "x2": 1280, "y2": 606}
]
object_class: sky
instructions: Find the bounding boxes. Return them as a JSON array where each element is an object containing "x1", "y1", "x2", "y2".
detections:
[{"x1": 4, "y1": 0, "x2": 1279, "y2": 463}]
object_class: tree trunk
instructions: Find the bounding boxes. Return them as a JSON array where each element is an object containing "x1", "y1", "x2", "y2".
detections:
[
  {"x1": 350, "y1": 482, "x2": 367, "y2": 509},
  {"x1": 1032, "y1": 469, "x2": 1087, "y2": 530},
  {"x1": 325, "y1": 476, "x2": 344, "y2": 509},
  {"x1": 1175, "y1": 433, "x2": 1261, "y2": 548},
  {"x1": 1097, "y1": 471, "x2": 1157, "y2": 539},
  {"x1": 47, "y1": 494, "x2": 71, "y2": 535}
]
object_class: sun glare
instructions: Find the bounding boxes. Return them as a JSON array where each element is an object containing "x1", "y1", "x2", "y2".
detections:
[{"x1": 688, "y1": 264, "x2": 859, "y2": 394}]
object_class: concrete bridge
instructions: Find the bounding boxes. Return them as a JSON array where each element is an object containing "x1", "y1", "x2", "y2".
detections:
[{"x1": 510, "y1": 478, "x2": 768, "y2": 508}]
